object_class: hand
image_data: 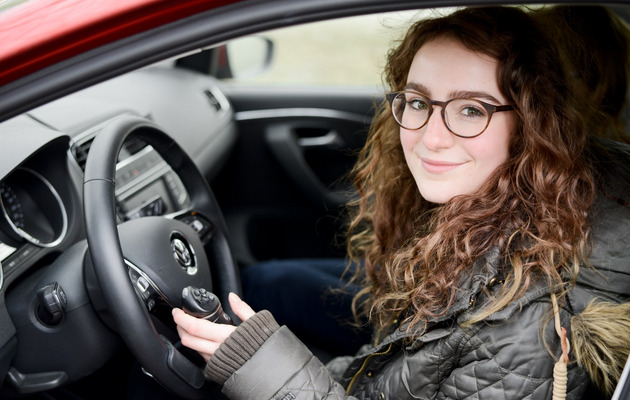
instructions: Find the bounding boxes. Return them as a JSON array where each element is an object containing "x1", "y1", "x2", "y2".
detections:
[{"x1": 172, "y1": 292, "x2": 256, "y2": 362}]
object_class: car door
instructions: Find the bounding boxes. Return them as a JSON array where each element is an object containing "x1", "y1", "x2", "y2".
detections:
[{"x1": 213, "y1": 86, "x2": 375, "y2": 265}]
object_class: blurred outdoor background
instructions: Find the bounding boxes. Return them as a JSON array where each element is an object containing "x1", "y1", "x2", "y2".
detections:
[{"x1": 227, "y1": 10, "x2": 441, "y2": 88}]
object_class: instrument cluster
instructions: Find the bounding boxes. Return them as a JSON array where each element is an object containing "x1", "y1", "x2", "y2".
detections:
[{"x1": 0, "y1": 167, "x2": 68, "y2": 249}]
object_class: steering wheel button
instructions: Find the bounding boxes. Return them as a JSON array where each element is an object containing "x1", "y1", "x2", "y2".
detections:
[{"x1": 190, "y1": 220, "x2": 204, "y2": 232}]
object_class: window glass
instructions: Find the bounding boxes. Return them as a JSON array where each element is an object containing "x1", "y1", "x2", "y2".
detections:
[
  {"x1": 0, "y1": 0, "x2": 31, "y2": 12},
  {"x1": 225, "y1": 10, "x2": 443, "y2": 88}
]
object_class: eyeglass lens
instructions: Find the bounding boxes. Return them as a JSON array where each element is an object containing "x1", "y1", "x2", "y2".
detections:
[{"x1": 391, "y1": 92, "x2": 491, "y2": 137}]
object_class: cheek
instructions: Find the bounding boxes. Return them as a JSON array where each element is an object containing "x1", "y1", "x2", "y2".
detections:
[
  {"x1": 463, "y1": 126, "x2": 512, "y2": 178},
  {"x1": 470, "y1": 140, "x2": 509, "y2": 164},
  {"x1": 477, "y1": 119, "x2": 513, "y2": 162},
  {"x1": 399, "y1": 129, "x2": 417, "y2": 153}
]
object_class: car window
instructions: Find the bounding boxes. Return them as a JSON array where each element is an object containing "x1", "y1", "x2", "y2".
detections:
[
  {"x1": 224, "y1": 10, "x2": 439, "y2": 88},
  {"x1": 0, "y1": 0, "x2": 29, "y2": 12}
]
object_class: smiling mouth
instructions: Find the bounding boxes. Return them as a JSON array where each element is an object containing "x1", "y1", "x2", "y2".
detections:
[{"x1": 420, "y1": 158, "x2": 463, "y2": 174}]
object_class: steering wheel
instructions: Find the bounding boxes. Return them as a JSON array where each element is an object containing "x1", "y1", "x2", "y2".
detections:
[{"x1": 83, "y1": 115, "x2": 240, "y2": 399}]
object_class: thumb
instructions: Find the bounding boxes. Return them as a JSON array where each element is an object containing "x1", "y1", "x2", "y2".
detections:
[{"x1": 229, "y1": 292, "x2": 256, "y2": 322}]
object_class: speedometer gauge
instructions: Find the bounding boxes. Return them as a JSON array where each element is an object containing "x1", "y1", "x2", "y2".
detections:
[
  {"x1": 0, "y1": 168, "x2": 68, "y2": 247},
  {"x1": 0, "y1": 182, "x2": 26, "y2": 230}
]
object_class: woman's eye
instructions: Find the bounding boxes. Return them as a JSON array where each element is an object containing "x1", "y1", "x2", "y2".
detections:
[
  {"x1": 408, "y1": 99, "x2": 429, "y2": 111},
  {"x1": 460, "y1": 105, "x2": 486, "y2": 118}
]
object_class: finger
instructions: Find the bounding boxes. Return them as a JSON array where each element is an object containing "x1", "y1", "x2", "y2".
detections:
[
  {"x1": 229, "y1": 292, "x2": 256, "y2": 321},
  {"x1": 173, "y1": 310, "x2": 235, "y2": 358},
  {"x1": 172, "y1": 308, "x2": 235, "y2": 341},
  {"x1": 176, "y1": 325, "x2": 218, "y2": 361}
]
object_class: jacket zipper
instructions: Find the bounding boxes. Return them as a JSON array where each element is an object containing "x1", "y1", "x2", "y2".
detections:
[{"x1": 346, "y1": 342, "x2": 394, "y2": 395}]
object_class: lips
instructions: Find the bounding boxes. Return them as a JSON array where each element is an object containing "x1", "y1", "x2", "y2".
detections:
[{"x1": 420, "y1": 158, "x2": 463, "y2": 174}]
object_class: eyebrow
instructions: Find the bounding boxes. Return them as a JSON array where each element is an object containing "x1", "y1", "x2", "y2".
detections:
[{"x1": 403, "y1": 82, "x2": 504, "y2": 105}]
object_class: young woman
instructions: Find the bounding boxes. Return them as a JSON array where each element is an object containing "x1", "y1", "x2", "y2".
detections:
[{"x1": 173, "y1": 6, "x2": 630, "y2": 399}]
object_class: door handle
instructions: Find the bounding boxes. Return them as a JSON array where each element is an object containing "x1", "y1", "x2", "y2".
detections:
[{"x1": 297, "y1": 130, "x2": 344, "y2": 149}]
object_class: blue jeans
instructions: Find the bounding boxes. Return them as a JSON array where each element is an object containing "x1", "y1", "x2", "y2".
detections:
[{"x1": 241, "y1": 258, "x2": 370, "y2": 358}]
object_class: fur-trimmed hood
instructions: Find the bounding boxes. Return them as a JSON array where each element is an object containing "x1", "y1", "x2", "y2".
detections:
[{"x1": 569, "y1": 138, "x2": 630, "y2": 396}]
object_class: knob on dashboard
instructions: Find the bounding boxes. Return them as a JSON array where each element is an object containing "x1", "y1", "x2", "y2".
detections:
[{"x1": 36, "y1": 282, "x2": 67, "y2": 326}]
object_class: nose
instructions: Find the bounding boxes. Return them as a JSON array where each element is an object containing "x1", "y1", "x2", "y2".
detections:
[{"x1": 421, "y1": 108, "x2": 454, "y2": 150}]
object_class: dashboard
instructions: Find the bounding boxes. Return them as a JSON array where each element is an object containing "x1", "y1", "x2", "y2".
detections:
[{"x1": 0, "y1": 63, "x2": 236, "y2": 392}]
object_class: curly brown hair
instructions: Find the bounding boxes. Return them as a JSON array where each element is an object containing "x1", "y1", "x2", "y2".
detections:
[
  {"x1": 534, "y1": 5, "x2": 630, "y2": 142},
  {"x1": 346, "y1": 6, "x2": 596, "y2": 335}
]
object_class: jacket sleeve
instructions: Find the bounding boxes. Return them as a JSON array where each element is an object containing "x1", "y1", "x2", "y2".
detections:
[
  {"x1": 222, "y1": 327, "x2": 357, "y2": 400},
  {"x1": 206, "y1": 311, "x2": 358, "y2": 400}
]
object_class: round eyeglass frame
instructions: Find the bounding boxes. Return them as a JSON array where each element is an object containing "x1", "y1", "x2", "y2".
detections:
[{"x1": 386, "y1": 91, "x2": 515, "y2": 138}]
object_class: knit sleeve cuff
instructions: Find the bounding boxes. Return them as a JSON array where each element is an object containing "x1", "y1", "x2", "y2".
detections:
[{"x1": 204, "y1": 310, "x2": 280, "y2": 384}]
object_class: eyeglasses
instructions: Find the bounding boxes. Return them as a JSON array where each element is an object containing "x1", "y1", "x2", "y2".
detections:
[{"x1": 386, "y1": 91, "x2": 514, "y2": 138}]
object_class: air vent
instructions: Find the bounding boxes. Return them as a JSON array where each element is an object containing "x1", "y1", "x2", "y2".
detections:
[
  {"x1": 70, "y1": 136, "x2": 94, "y2": 171},
  {"x1": 71, "y1": 132, "x2": 151, "y2": 172},
  {"x1": 123, "y1": 136, "x2": 148, "y2": 156},
  {"x1": 204, "y1": 89, "x2": 223, "y2": 112},
  {"x1": 203, "y1": 88, "x2": 230, "y2": 113}
]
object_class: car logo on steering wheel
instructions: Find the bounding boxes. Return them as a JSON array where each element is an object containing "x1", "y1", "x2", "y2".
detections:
[{"x1": 171, "y1": 235, "x2": 197, "y2": 275}]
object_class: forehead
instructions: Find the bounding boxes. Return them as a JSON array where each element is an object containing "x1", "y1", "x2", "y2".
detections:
[{"x1": 407, "y1": 37, "x2": 504, "y2": 100}]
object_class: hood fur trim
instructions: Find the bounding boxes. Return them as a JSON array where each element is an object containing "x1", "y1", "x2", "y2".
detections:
[{"x1": 571, "y1": 300, "x2": 630, "y2": 395}]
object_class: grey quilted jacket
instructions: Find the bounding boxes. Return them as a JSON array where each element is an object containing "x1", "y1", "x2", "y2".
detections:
[{"x1": 210, "y1": 139, "x2": 630, "y2": 400}]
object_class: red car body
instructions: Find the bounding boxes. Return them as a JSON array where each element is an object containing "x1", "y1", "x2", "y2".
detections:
[{"x1": 0, "y1": 0, "x2": 240, "y2": 86}]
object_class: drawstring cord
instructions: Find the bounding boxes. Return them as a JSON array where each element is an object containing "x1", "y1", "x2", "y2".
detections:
[{"x1": 551, "y1": 292, "x2": 571, "y2": 400}]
